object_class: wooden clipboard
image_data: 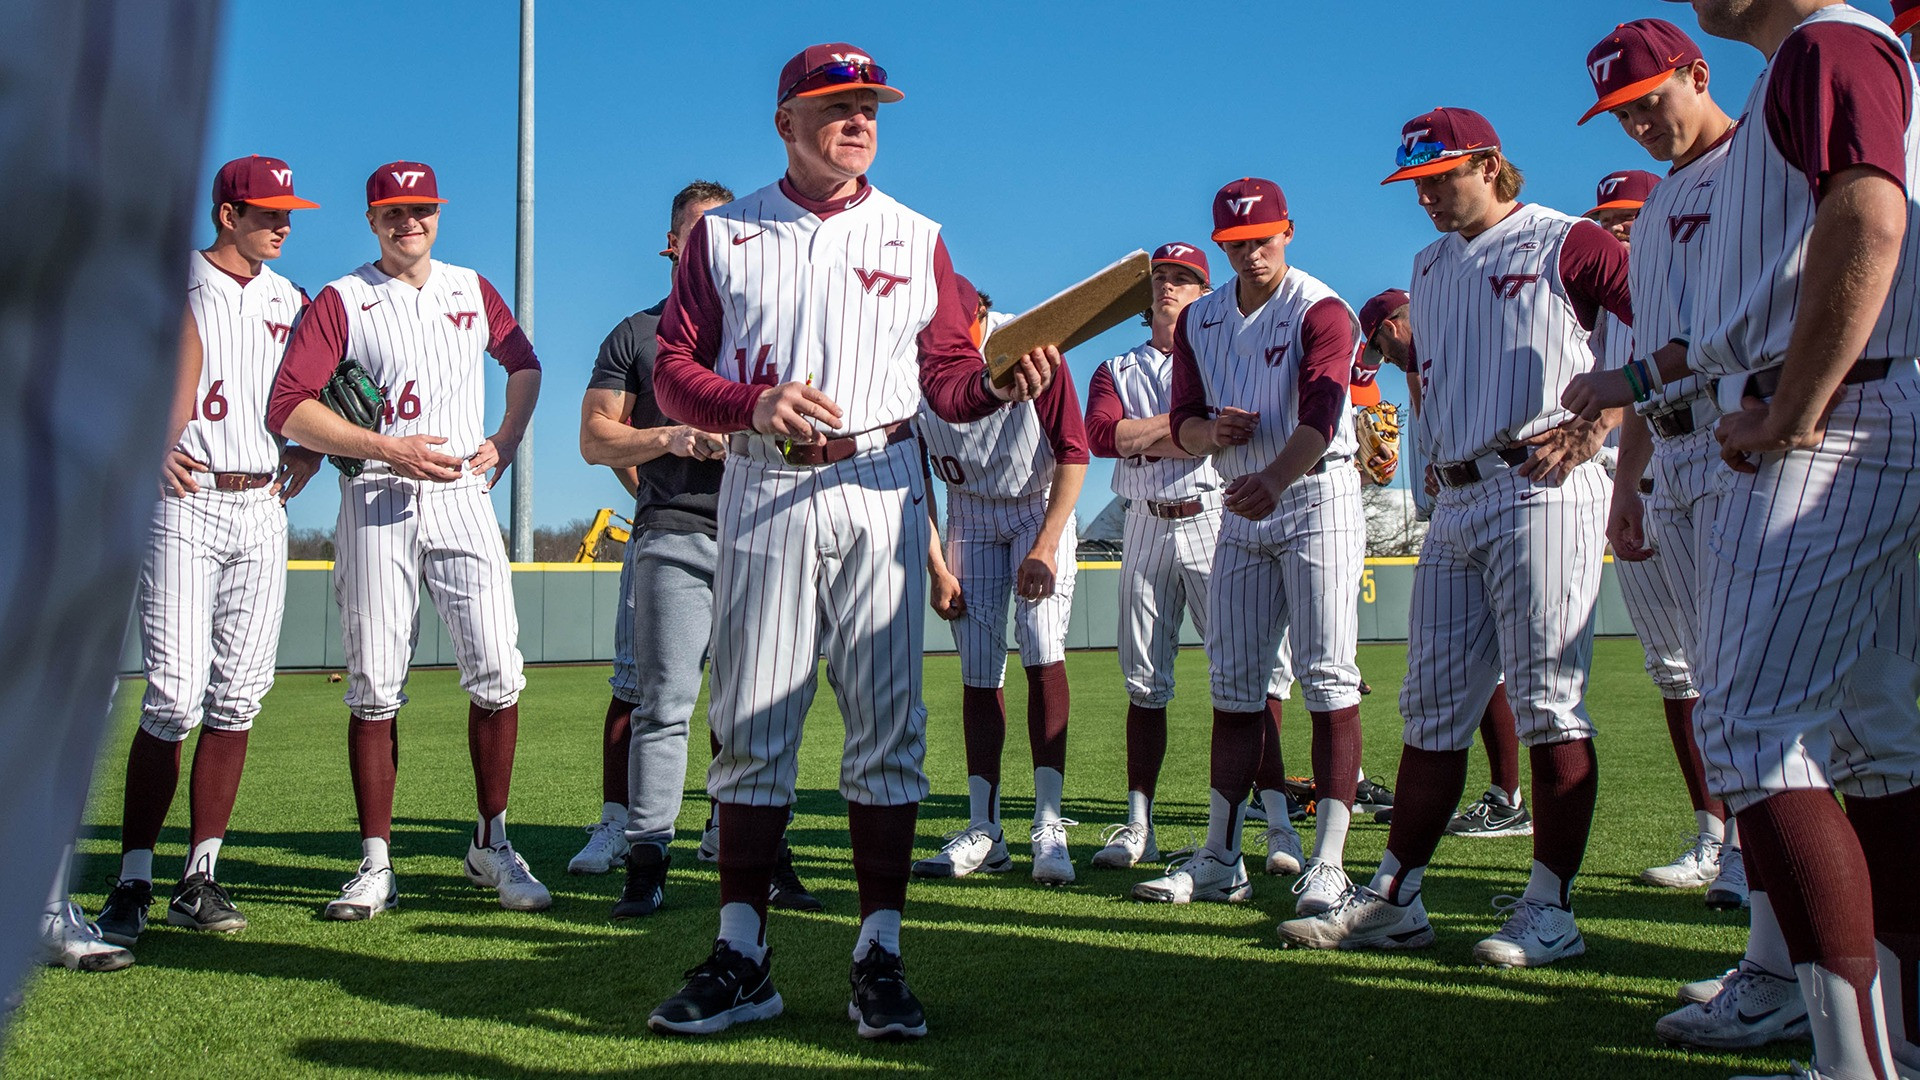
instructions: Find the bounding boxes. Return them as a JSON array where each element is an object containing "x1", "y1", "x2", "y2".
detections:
[{"x1": 982, "y1": 250, "x2": 1152, "y2": 386}]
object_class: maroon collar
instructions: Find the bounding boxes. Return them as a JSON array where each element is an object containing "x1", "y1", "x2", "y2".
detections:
[{"x1": 779, "y1": 174, "x2": 872, "y2": 219}]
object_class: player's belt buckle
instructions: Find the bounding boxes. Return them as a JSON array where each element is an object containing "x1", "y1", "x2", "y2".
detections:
[
  {"x1": 1145, "y1": 498, "x2": 1203, "y2": 520},
  {"x1": 780, "y1": 421, "x2": 911, "y2": 467},
  {"x1": 211, "y1": 472, "x2": 273, "y2": 492},
  {"x1": 1645, "y1": 402, "x2": 1697, "y2": 439}
]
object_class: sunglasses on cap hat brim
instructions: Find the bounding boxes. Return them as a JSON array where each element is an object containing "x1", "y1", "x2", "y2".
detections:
[
  {"x1": 1381, "y1": 141, "x2": 1490, "y2": 185},
  {"x1": 781, "y1": 60, "x2": 905, "y2": 104}
]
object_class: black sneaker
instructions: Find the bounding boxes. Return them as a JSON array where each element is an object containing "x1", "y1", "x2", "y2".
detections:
[
  {"x1": 97, "y1": 878, "x2": 153, "y2": 946},
  {"x1": 848, "y1": 943, "x2": 927, "y2": 1040},
  {"x1": 1355, "y1": 778, "x2": 1395, "y2": 816},
  {"x1": 647, "y1": 941, "x2": 782, "y2": 1036},
  {"x1": 166, "y1": 873, "x2": 247, "y2": 933},
  {"x1": 612, "y1": 845, "x2": 670, "y2": 920},
  {"x1": 768, "y1": 843, "x2": 822, "y2": 913},
  {"x1": 1445, "y1": 790, "x2": 1535, "y2": 838}
]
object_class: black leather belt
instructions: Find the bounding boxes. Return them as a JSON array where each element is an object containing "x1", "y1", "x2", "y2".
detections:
[
  {"x1": 1742, "y1": 358, "x2": 1892, "y2": 401},
  {"x1": 1638, "y1": 477, "x2": 1654, "y2": 495},
  {"x1": 1142, "y1": 498, "x2": 1204, "y2": 520},
  {"x1": 1646, "y1": 405, "x2": 1697, "y2": 439},
  {"x1": 1435, "y1": 447, "x2": 1530, "y2": 489}
]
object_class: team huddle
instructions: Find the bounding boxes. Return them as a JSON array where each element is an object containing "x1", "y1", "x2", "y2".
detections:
[{"x1": 34, "y1": 3, "x2": 1920, "y2": 1076}]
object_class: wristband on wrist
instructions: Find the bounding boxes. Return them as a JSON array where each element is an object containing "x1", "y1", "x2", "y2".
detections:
[{"x1": 1622, "y1": 360, "x2": 1651, "y2": 404}]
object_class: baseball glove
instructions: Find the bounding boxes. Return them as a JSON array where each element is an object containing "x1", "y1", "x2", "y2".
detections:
[
  {"x1": 318, "y1": 359, "x2": 385, "y2": 477},
  {"x1": 1354, "y1": 401, "x2": 1401, "y2": 486}
]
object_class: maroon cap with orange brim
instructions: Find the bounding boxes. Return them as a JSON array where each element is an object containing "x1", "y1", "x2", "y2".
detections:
[
  {"x1": 1894, "y1": 0, "x2": 1920, "y2": 35},
  {"x1": 1381, "y1": 108, "x2": 1501, "y2": 184},
  {"x1": 1585, "y1": 169, "x2": 1661, "y2": 217},
  {"x1": 1578, "y1": 20, "x2": 1705, "y2": 126},
  {"x1": 1358, "y1": 288, "x2": 1411, "y2": 342},
  {"x1": 1211, "y1": 178, "x2": 1290, "y2": 242},
  {"x1": 1151, "y1": 242, "x2": 1210, "y2": 287},
  {"x1": 212, "y1": 155, "x2": 319, "y2": 210},
  {"x1": 367, "y1": 161, "x2": 449, "y2": 207},
  {"x1": 777, "y1": 43, "x2": 904, "y2": 105}
]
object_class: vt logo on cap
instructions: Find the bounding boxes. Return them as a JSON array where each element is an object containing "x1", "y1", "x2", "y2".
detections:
[
  {"x1": 212, "y1": 155, "x2": 319, "y2": 210},
  {"x1": 1151, "y1": 242, "x2": 1210, "y2": 286},
  {"x1": 367, "y1": 161, "x2": 449, "y2": 206},
  {"x1": 1577, "y1": 19, "x2": 1705, "y2": 125},
  {"x1": 1211, "y1": 179, "x2": 1291, "y2": 242},
  {"x1": 1585, "y1": 169, "x2": 1660, "y2": 217},
  {"x1": 1381, "y1": 108, "x2": 1501, "y2": 184},
  {"x1": 777, "y1": 43, "x2": 903, "y2": 104}
]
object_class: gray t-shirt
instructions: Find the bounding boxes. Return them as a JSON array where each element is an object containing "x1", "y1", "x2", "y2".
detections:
[{"x1": 588, "y1": 299, "x2": 722, "y2": 536}]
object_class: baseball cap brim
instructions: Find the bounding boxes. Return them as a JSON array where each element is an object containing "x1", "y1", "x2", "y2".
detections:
[
  {"x1": 242, "y1": 194, "x2": 320, "y2": 210},
  {"x1": 1351, "y1": 380, "x2": 1382, "y2": 407},
  {"x1": 1896, "y1": 8, "x2": 1920, "y2": 33},
  {"x1": 1149, "y1": 257, "x2": 1208, "y2": 286},
  {"x1": 368, "y1": 195, "x2": 450, "y2": 207},
  {"x1": 1380, "y1": 153, "x2": 1483, "y2": 185},
  {"x1": 1585, "y1": 199, "x2": 1647, "y2": 216},
  {"x1": 791, "y1": 82, "x2": 904, "y2": 103},
  {"x1": 1579, "y1": 68, "x2": 1683, "y2": 125},
  {"x1": 1210, "y1": 220, "x2": 1289, "y2": 242}
]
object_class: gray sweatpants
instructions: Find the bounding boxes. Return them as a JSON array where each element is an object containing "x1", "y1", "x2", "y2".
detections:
[{"x1": 620, "y1": 527, "x2": 717, "y2": 849}]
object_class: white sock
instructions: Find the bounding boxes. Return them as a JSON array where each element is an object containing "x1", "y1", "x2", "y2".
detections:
[
  {"x1": 1522, "y1": 859, "x2": 1569, "y2": 908},
  {"x1": 1369, "y1": 850, "x2": 1422, "y2": 904},
  {"x1": 185, "y1": 838, "x2": 221, "y2": 880},
  {"x1": 718, "y1": 901, "x2": 767, "y2": 962},
  {"x1": 1126, "y1": 790, "x2": 1151, "y2": 827},
  {"x1": 1205, "y1": 788, "x2": 1244, "y2": 859},
  {"x1": 46, "y1": 843, "x2": 73, "y2": 909},
  {"x1": 1493, "y1": 786, "x2": 1521, "y2": 809},
  {"x1": 361, "y1": 836, "x2": 391, "y2": 871},
  {"x1": 967, "y1": 775, "x2": 999, "y2": 828},
  {"x1": 120, "y1": 849, "x2": 154, "y2": 884},
  {"x1": 1356, "y1": 767, "x2": 1367, "y2": 783},
  {"x1": 855, "y1": 910, "x2": 902, "y2": 960},
  {"x1": 477, "y1": 811, "x2": 507, "y2": 849},
  {"x1": 1313, "y1": 799, "x2": 1351, "y2": 868},
  {"x1": 1033, "y1": 767, "x2": 1064, "y2": 823},
  {"x1": 601, "y1": 801, "x2": 625, "y2": 824},
  {"x1": 1259, "y1": 788, "x2": 1288, "y2": 826},
  {"x1": 1724, "y1": 817, "x2": 1740, "y2": 851},
  {"x1": 1745, "y1": 890, "x2": 1792, "y2": 976},
  {"x1": 1798, "y1": 961, "x2": 1898, "y2": 1080},
  {"x1": 1698, "y1": 811, "x2": 1725, "y2": 841}
]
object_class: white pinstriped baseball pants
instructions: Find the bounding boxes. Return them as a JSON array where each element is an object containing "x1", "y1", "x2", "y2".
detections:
[
  {"x1": 1401, "y1": 461, "x2": 1608, "y2": 750},
  {"x1": 945, "y1": 490, "x2": 1078, "y2": 689},
  {"x1": 706, "y1": 437, "x2": 931, "y2": 807},
  {"x1": 1697, "y1": 370, "x2": 1920, "y2": 811},
  {"x1": 137, "y1": 487, "x2": 287, "y2": 740},
  {"x1": 332, "y1": 472, "x2": 524, "y2": 722},
  {"x1": 1634, "y1": 424, "x2": 1720, "y2": 703},
  {"x1": 1206, "y1": 467, "x2": 1364, "y2": 714}
]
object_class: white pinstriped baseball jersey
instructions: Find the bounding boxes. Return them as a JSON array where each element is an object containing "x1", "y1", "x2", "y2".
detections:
[
  {"x1": 1693, "y1": 3, "x2": 1920, "y2": 401},
  {"x1": 916, "y1": 312, "x2": 1088, "y2": 499},
  {"x1": 1630, "y1": 136, "x2": 1732, "y2": 417},
  {"x1": 181, "y1": 254, "x2": 304, "y2": 474},
  {"x1": 696, "y1": 181, "x2": 943, "y2": 437},
  {"x1": 1178, "y1": 267, "x2": 1360, "y2": 475},
  {"x1": 1093, "y1": 342, "x2": 1225, "y2": 501},
  {"x1": 1409, "y1": 204, "x2": 1618, "y2": 464}
]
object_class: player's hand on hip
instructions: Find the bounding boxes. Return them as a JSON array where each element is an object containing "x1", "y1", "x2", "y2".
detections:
[
  {"x1": 1716, "y1": 394, "x2": 1830, "y2": 473},
  {"x1": 1424, "y1": 463, "x2": 1439, "y2": 497},
  {"x1": 1518, "y1": 417, "x2": 1604, "y2": 486},
  {"x1": 384, "y1": 434, "x2": 466, "y2": 482},
  {"x1": 669, "y1": 425, "x2": 728, "y2": 461},
  {"x1": 1607, "y1": 486, "x2": 1654, "y2": 561},
  {"x1": 471, "y1": 431, "x2": 522, "y2": 490},
  {"x1": 1222, "y1": 472, "x2": 1281, "y2": 520},
  {"x1": 992, "y1": 346, "x2": 1062, "y2": 403},
  {"x1": 161, "y1": 449, "x2": 209, "y2": 496},
  {"x1": 274, "y1": 446, "x2": 322, "y2": 504},
  {"x1": 753, "y1": 382, "x2": 842, "y2": 443},
  {"x1": 1561, "y1": 369, "x2": 1635, "y2": 422},
  {"x1": 1016, "y1": 549, "x2": 1057, "y2": 600},
  {"x1": 930, "y1": 568, "x2": 967, "y2": 620},
  {"x1": 1211, "y1": 407, "x2": 1259, "y2": 447}
]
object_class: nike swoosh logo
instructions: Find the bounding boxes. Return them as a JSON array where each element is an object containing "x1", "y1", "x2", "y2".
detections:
[
  {"x1": 1666, "y1": 53, "x2": 1684, "y2": 63},
  {"x1": 1200, "y1": 318, "x2": 1223, "y2": 328},
  {"x1": 361, "y1": 300, "x2": 384, "y2": 311},
  {"x1": 911, "y1": 490, "x2": 925, "y2": 505},
  {"x1": 733, "y1": 230, "x2": 766, "y2": 245},
  {"x1": 1465, "y1": 142, "x2": 1484, "y2": 149},
  {"x1": 1421, "y1": 254, "x2": 1444, "y2": 276},
  {"x1": 1537, "y1": 933, "x2": 1567, "y2": 949},
  {"x1": 1737, "y1": 1005, "x2": 1784, "y2": 1024}
]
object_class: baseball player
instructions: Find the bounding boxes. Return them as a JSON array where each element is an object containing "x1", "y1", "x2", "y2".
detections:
[
  {"x1": 1280, "y1": 110, "x2": 1631, "y2": 967},
  {"x1": 90, "y1": 157, "x2": 322, "y2": 951},
  {"x1": 572, "y1": 179, "x2": 819, "y2": 917},
  {"x1": 267, "y1": 161, "x2": 549, "y2": 919},
  {"x1": 910, "y1": 277, "x2": 1089, "y2": 887},
  {"x1": 643, "y1": 44, "x2": 1058, "y2": 1040},
  {"x1": 1130, "y1": 177, "x2": 1368, "y2": 918},
  {"x1": 1624, "y1": 3, "x2": 1920, "y2": 1076}
]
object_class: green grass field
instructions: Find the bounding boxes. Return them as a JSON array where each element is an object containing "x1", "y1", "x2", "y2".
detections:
[{"x1": 3, "y1": 643, "x2": 1800, "y2": 1078}]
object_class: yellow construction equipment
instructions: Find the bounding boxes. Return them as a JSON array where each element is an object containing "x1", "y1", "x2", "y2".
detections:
[{"x1": 574, "y1": 508, "x2": 633, "y2": 563}]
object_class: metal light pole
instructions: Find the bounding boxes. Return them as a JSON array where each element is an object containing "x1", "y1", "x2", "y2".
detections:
[{"x1": 509, "y1": 0, "x2": 535, "y2": 562}]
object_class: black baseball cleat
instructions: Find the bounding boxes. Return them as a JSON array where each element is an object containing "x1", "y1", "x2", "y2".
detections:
[
  {"x1": 848, "y1": 943, "x2": 927, "y2": 1040},
  {"x1": 648, "y1": 942, "x2": 782, "y2": 1036},
  {"x1": 1355, "y1": 778, "x2": 1396, "y2": 816},
  {"x1": 768, "y1": 843, "x2": 822, "y2": 913},
  {"x1": 1446, "y1": 790, "x2": 1535, "y2": 838},
  {"x1": 165, "y1": 873, "x2": 247, "y2": 933},
  {"x1": 611, "y1": 844, "x2": 669, "y2": 920},
  {"x1": 96, "y1": 878, "x2": 153, "y2": 947}
]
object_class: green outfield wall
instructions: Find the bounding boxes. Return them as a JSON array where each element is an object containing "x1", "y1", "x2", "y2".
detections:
[{"x1": 118, "y1": 558, "x2": 1639, "y2": 673}]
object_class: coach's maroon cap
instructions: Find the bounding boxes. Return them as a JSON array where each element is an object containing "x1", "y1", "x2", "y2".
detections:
[
  {"x1": 1151, "y1": 242, "x2": 1210, "y2": 286},
  {"x1": 1211, "y1": 178, "x2": 1290, "y2": 242},
  {"x1": 366, "y1": 161, "x2": 449, "y2": 207},
  {"x1": 777, "y1": 43, "x2": 904, "y2": 105},
  {"x1": 1381, "y1": 108, "x2": 1500, "y2": 184},
  {"x1": 212, "y1": 155, "x2": 319, "y2": 210},
  {"x1": 1577, "y1": 20, "x2": 1705, "y2": 125},
  {"x1": 1895, "y1": 0, "x2": 1920, "y2": 35},
  {"x1": 1586, "y1": 169, "x2": 1661, "y2": 216},
  {"x1": 1358, "y1": 288, "x2": 1411, "y2": 343}
]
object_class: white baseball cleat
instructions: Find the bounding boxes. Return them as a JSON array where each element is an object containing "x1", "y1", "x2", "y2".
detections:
[
  {"x1": 1655, "y1": 963, "x2": 1810, "y2": 1050},
  {"x1": 1706, "y1": 844, "x2": 1750, "y2": 910},
  {"x1": 1030, "y1": 819, "x2": 1077, "y2": 886},
  {"x1": 465, "y1": 842, "x2": 554, "y2": 911},
  {"x1": 1131, "y1": 848, "x2": 1251, "y2": 904},
  {"x1": 911, "y1": 823, "x2": 1011, "y2": 879},
  {"x1": 1263, "y1": 825, "x2": 1304, "y2": 876},
  {"x1": 1090, "y1": 821, "x2": 1158, "y2": 869},
  {"x1": 567, "y1": 818, "x2": 630, "y2": 875},
  {"x1": 324, "y1": 860, "x2": 398, "y2": 921},
  {"x1": 1678, "y1": 968, "x2": 1733, "y2": 1004},
  {"x1": 696, "y1": 822, "x2": 720, "y2": 864},
  {"x1": 1472, "y1": 896, "x2": 1585, "y2": 968},
  {"x1": 1276, "y1": 884, "x2": 1434, "y2": 950},
  {"x1": 1292, "y1": 859, "x2": 1351, "y2": 917},
  {"x1": 38, "y1": 900, "x2": 134, "y2": 972},
  {"x1": 1641, "y1": 833, "x2": 1721, "y2": 888}
]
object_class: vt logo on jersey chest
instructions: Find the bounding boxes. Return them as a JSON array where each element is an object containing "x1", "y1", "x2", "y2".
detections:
[
  {"x1": 853, "y1": 267, "x2": 911, "y2": 297},
  {"x1": 1488, "y1": 274, "x2": 1541, "y2": 299},
  {"x1": 263, "y1": 320, "x2": 292, "y2": 343},
  {"x1": 445, "y1": 311, "x2": 478, "y2": 330},
  {"x1": 1669, "y1": 214, "x2": 1710, "y2": 243},
  {"x1": 1265, "y1": 344, "x2": 1290, "y2": 367}
]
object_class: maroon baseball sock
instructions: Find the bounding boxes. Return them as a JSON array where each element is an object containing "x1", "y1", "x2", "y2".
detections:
[
  {"x1": 1374, "y1": 746, "x2": 1470, "y2": 904},
  {"x1": 185, "y1": 728, "x2": 249, "y2": 878},
  {"x1": 602, "y1": 695, "x2": 636, "y2": 808},
  {"x1": 1848, "y1": 786, "x2": 1920, "y2": 1056},
  {"x1": 1662, "y1": 697, "x2": 1723, "y2": 822},
  {"x1": 717, "y1": 802, "x2": 787, "y2": 945},
  {"x1": 1310, "y1": 706, "x2": 1363, "y2": 808},
  {"x1": 962, "y1": 685, "x2": 1006, "y2": 823},
  {"x1": 1481, "y1": 685, "x2": 1521, "y2": 804},
  {"x1": 121, "y1": 728, "x2": 183, "y2": 865},
  {"x1": 1025, "y1": 662, "x2": 1069, "y2": 773},
  {"x1": 1256, "y1": 696, "x2": 1288, "y2": 791},
  {"x1": 849, "y1": 802, "x2": 918, "y2": 919},
  {"x1": 1206, "y1": 709, "x2": 1263, "y2": 856},
  {"x1": 468, "y1": 703, "x2": 518, "y2": 847},
  {"x1": 1125, "y1": 704, "x2": 1168, "y2": 801},
  {"x1": 1525, "y1": 738, "x2": 1598, "y2": 907},
  {"x1": 347, "y1": 715, "x2": 397, "y2": 843}
]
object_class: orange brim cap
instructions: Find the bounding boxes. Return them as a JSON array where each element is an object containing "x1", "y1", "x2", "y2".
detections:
[
  {"x1": 793, "y1": 82, "x2": 904, "y2": 103},
  {"x1": 1578, "y1": 68, "x2": 1678, "y2": 125},
  {"x1": 1585, "y1": 198, "x2": 1646, "y2": 216},
  {"x1": 1350, "y1": 380, "x2": 1382, "y2": 407},
  {"x1": 1210, "y1": 220, "x2": 1290, "y2": 242},
  {"x1": 368, "y1": 195, "x2": 449, "y2": 206},
  {"x1": 245, "y1": 194, "x2": 320, "y2": 210},
  {"x1": 1380, "y1": 153, "x2": 1479, "y2": 185}
]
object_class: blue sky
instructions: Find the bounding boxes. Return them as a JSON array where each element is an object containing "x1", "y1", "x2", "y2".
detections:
[{"x1": 202, "y1": 0, "x2": 1876, "y2": 537}]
